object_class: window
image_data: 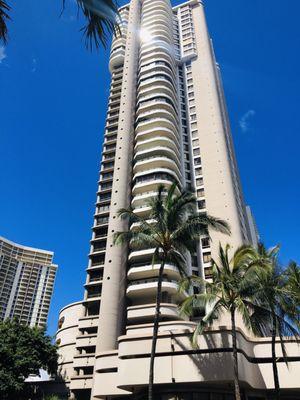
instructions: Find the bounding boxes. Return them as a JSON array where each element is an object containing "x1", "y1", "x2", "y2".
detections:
[
  {"x1": 192, "y1": 139, "x2": 199, "y2": 147},
  {"x1": 201, "y1": 237, "x2": 210, "y2": 248},
  {"x1": 58, "y1": 317, "x2": 65, "y2": 329},
  {"x1": 197, "y1": 188, "x2": 205, "y2": 197},
  {"x1": 194, "y1": 157, "x2": 201, "y2": 165},
  {"x1": 203, "y1": 252, "x2": 211, "y2": 263},
  {"x1": 196, "y1": 177, "x2": 203, "y2": 186},
  {"x1": 193, "y1": 148, "x2": 200, "y2": 156},
  {"x1": 198, "y1": 200, "x2": 206, "y2": 209}
]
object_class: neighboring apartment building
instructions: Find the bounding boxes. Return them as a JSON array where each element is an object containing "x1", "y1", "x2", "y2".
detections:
[
  {"x1": 56, "y1": 0, "x2": 300, "y2": 399},
  {"x1": 0, "y1": 236, "x2": 57, "y2": 327}
]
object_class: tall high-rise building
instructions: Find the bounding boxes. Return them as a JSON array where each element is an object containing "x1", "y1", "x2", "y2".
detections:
[
  {"x1": 0, "y1": 236, "x2": 57, "y2": 327},
  {"x1": 56, "y1": 1, "x2": 299, "y2": 399}
]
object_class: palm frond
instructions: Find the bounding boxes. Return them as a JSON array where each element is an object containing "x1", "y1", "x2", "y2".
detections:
[
  {"x1": 62, "y1": 0, "x2": 119, "y2": 49},
  {"x1": 0, "y1": 0, "x2": 10, "y2": 44}
]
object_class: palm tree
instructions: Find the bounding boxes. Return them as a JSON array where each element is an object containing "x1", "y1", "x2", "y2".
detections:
[
  {"x1": 114, "y1": 183, "x2": 230, "y2": 400},
  {"x1": 179, "y1": 243, "x2": 268, "y2": 400},
  {"x1": 0, "y1": 0, "x2": 118, "y2": 48},
  {"x1": 250, "y1": 252, "x2": 300, "y2": 400},
  {"x1": 285, "y1": 260, "x2": 300, "y2": 306}
]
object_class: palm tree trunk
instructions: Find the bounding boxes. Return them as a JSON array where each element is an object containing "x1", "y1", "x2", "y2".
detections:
[
  {"x1": 230, "y1": 307, "x2": 241, "y2": 400},
  {"x1": 148, "y1": 260, "x2": 165, "y2": 400},
  {"x1": 271, "y1": 316, "x2": 280, "y2": 400}
]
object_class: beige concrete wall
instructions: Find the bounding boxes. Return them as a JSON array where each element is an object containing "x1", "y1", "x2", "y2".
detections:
[
  {"x1": 113, "y1": 327, "x2": 300, "y2": 392},
  {"x1": 56, "y1": 301, "x2": 83, "y2": 383},
  {"x1": 190, "y1": 2, "x2": 245, "y2": 260}
]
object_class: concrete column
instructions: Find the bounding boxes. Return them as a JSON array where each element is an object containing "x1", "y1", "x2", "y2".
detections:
[{"x1": 95, "y1": 0, "x2": 141, "y2": 353}]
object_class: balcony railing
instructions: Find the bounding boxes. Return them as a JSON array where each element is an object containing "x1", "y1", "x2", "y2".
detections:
[{"x1": 127, "y1": 278, "x2": 178, "y2": 287}]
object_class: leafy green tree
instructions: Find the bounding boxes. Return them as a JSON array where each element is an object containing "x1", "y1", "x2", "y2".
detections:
[
  {"x1": 0, "y1": 0, "x2": 118, "y2": 47},
  {"x1": 45, "y1": 395, "x2": 63, "y2": 400},
  {"x1": 179, "y1": 244, "x2": 267, "y2": 400},
  {"x1": 114, "y1": 183, "x2": 230, "y2": 400},
  {"x1": 0, "y1": 319, "x2": 58, "y2": 400}
]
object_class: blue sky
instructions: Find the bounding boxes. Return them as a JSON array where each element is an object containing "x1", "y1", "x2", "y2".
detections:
[{"x1": 1, "y1": 0, "x2": 299, "y2": 336}]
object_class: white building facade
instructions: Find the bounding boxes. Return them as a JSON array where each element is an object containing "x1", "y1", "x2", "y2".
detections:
[
  {"x1": 56, "y1": 1, "x2": 300, "y2": 399},
  {"x1": 0, "y1": 236, "x2": 57, "y2": 327}
]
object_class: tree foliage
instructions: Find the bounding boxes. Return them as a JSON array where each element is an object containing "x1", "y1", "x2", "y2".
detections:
[
  {"x1": 0, "y1": 0, "x2": 119, "y2": 48},
  {"x1": 180, "y1": 243, "x2": 300, "y2": 400},
  {"x1": 0, "y1": 319, "x2": 58, "y2": 400}
]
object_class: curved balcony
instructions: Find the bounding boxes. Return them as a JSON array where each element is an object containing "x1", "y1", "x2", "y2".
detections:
[
  {"x1": 127, "y1": 303, "x2": 180, "y2": 322},
  {"x1": 88, "y1": 248, "x2": 106, "y2": 257},
  {"x1": 126, "y1": 278, "x2": 181, "y2": 299},
  {"x1": 134, "y1": 136, "x2": 180, "y2": 157},
  {"x1": 137, "y1": 91, "x2": 177, "y2": 110},
  {"x1": 140, "y1": 53, "x2": 176, "y2": 74},
  {"x1": 137, "y1": 84, "x2": 178, "y2": 106},
  {"x1": 109, "y1": 47, "x2": 125, "y2": 71},
  {"x1": 132, "y1": 177, "x2": 179, "y2": 195},
  {"x1": 142, "y1": 17, "x2": 172, "y2": 33},
  {"x1": 138, "y1": 76, "x2": 176, "y2": 96},
  {"x1": 141, "y1": 3, "x2": 173, "y2": 18},
  {"x1": 137, "y1": 104, "x2": 179, "y2": 125},
  {"x1": 143, "y1": 26, "x2": 173, "y2": 41},
  {"x1": 133, "y1": 167, "x2": 180, "y2": 184},
  {"x1": 136, "y1": 111, "x2": 178, "y2": 131},
  {"x1": 135, "y1": 117, "x2": 178, "y2": 135},
  {"x1": 128, "y1": 247, "x2": 156, "y2": 263},
  {"x1": 132, "y1": 204, "x2": 151, "y2": 218},
  {"x1": 111, "y1": 36, "x2": 126, "y2": 52},
  {"x1": 140, "y1": 49, "x2": 176, "y2": 66},
  {"x1": 134, "y1": 145, "x2": 180, "y2": 166},
  {"x1": 139, "y1": 60, "x2": 173, "y2": 74},
  {"x1": 84, "y1": 279, "x2": 103, "y2": 288},
  {"x1": 135, "y1": 126, "x2": 180, "y2": 146},
  {"x1": 127, "y1": 263, "x2": 180, "y2": 280},
  {"x1": 142, "y1": 0, "x2": 172, "y2": 10},
  {"x1": 82, "y1": 296, "x2": 101, "y2": 304},
  {"x1": 138, "y1": 72, "x2": 177, "y2": 92},
  {"x1": 133, "y1": 156, "x2": 182, "y2": 178},
  {"x1": 131, "y1": 190, "x2": 167, "y2": 208}
]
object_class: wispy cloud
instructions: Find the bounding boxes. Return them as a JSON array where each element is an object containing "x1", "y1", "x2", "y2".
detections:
[
  {"x1": 239, "y1": 109, "x2": 256, "y2": 132},
  {"x1": 0, "y1": 46, "x2": 7, "y2": 64},
  {"x1": 31, "y1": 58, "x2": 37, "y2": 73}
]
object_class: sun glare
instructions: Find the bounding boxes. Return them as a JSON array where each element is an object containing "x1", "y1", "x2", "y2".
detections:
[{"x1": 139, "y1": 28, "x2": 153, "y2": 44}]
